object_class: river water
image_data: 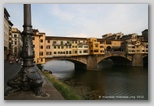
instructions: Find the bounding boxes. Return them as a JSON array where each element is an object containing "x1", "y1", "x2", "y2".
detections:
[{"x1": 43, "y1": 60, "x2": 148, "y2": 100}]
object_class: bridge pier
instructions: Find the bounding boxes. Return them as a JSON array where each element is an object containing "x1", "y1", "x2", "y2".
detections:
[
  {"x1": 86, "y1": 55, "x2": 98, "y2": 71},
  {"x1": 132, "y1": 54, "x2": 143, "y2": 66}
]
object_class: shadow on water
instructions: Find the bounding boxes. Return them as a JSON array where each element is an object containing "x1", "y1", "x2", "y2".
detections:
[{"x1": 43, "y1": 60, "x2": 148, "y2": 100}]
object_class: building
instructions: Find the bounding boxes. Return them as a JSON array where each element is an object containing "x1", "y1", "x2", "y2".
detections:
[
  {"x1": 101, "y1": 39, "x2": 123, "y2": 52},
  {"x1": 32, "y1": 29, "x2": 46, "y2": 64},
  {"x1": 87, "y1": 38, "x2": 101, "y2": 54},
  {"x1": 102, "y1": 32, "x2": 123, "y2": 40},
  {"x1": 121, "y1": 30, "x2": 148, "y2": 54},
  {"x1": 4, "y1": 8, "x2": 13, "y2": 60},
  {"x1": 142, "y1": 29, "x2": 148, "y2": 41},
  {"x1": 45, "y1": 36, "x2": 88, "y2": 57},
  {"x1": 32, "y1": 29, "x2": 148, "y2": 64},
  {"x1": 11, "y1": 28, "x2": 22, "y2": 58}
]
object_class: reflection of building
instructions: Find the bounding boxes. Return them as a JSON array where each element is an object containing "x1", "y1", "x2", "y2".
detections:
[
  {"x1": 32, "y1": 29, "x2": 46, "y2": 64},
  {"x1": 4, "y1": 8, "x2": 13, "y2": 60},
  {"x1": 11, "y1": 28, "x2": 22, "y2": 57}
]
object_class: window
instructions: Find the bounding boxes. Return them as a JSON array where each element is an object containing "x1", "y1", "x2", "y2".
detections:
[
  {"x1": 61, "y1": 41, "x2": 63, "y2": 45},
  {"x1": 78, "y1": 46, "x2": 82, "y2": 48},
  {"x1": 14, "y1": 34, "x2": 17, "y2": 38},
  {"x1": 54, "y1": 46, "x2": 56, "y2": 49},
  {"x1": 40, "y1": 39, "x2": 43, "y2": 42},
  {"x1": 53, "y1": 41, "x2": 56, "y2": 45},
  {"x1": 95, "y1": 44, "x2": 98, "y2": 47},
  {"x1": 106, "y1": 40, "x2": 111, "y2": 44},
  {"x1": 14, "y1": 41, "x2": 17, "y2": 45},
  {"x1": 33, "y1": 37, "x2": 35, "y2": 40},
  {"x1": 48, "y1": 40, "x2": 50, "y2": 43},
  {"x1": 84, "y1": 45, "x2": 88, "y2": 48},
  {"x1": 54, "y1": 52, "x2": 56, "y2": 54},
  {"x1": 83, "y1": 50, "x2": 88, "y2": 53},
  {"x1": 137, "y1": 50, "x2": 140, "y2": 52},
  {"x1": 46, "y1": 45, "x2": 50, "y2": 49},
  {"x1": 100, "y1": 46, "x2": 104, "y2": 48},
  {"x1": 94, "y1": 50, "x2": 98, "y2": 52},
  {"x1": 39, "y1": 52, "x2": 43, "y2": 56},
  {"x1": 14, "y1": 47, "x2": 17, "y2": 53},
  {"x1": 79, "y1": 51, "x2": 82, "y2": 53},
  {"x1": 40, "y1": 46, "x2": 43, "y2": 49},
  {"x1": 41, "y1": 59, "x2": 43, "y2": 62},
  {"x1": 69, "y1": 51, "x2": 71, "y2": 54}
]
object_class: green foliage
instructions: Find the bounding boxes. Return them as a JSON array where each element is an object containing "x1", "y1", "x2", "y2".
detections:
[{"x1": 43, "y1": 72, "x2": 81, "y2": 100}]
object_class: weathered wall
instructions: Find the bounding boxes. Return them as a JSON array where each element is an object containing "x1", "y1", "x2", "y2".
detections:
[{"x1": 132, "y1": 54, "x2": 143, "y2": 66}]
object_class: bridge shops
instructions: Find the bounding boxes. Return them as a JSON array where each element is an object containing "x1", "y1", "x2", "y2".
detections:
[{"x1": 32, "y1": 29, "x2": 148, "y2": 70}]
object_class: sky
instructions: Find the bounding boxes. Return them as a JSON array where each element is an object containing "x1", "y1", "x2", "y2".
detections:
[{"x1": 4, "y1": 4, "x2": 148, "y2": 38}]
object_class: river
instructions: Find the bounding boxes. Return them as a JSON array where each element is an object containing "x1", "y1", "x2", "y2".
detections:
[{"x1": 43, "y1": 60, "x2": 148, "y2": 100}]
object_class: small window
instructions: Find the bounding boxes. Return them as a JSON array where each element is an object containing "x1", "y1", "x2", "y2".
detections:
[
  {"x1": 40, "y1": 39, "x2": 43, "y2": 42},
  {"x1": 14, "y1": 34, "x2": 17, "y2": 38},
  {"x1": 39, "y1": 52, "x2": 43, "y2": 56},
  {"x1": 40, "y1": 46, "x2": 43, "y2": 49}
]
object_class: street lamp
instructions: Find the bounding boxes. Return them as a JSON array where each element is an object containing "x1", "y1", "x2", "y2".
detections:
[{"x1": 5, "y1": 4, "x2": 47, "y2": 97}]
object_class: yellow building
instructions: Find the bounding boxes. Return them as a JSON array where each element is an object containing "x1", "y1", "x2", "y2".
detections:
[
  {"x1": 102, "y1": 40, "x2": 123, "y2": 52},
  {"x1": 87, "y1": 38, "x2": 100, "y2": 54},
  {"x1": 32, "y1": 29, "x2": 46, "y2": 64},
  {"x1": 71, "y1": 40, "x2": 78, "y2": 56},
  {"x1": 98, "y1": 39, "x2": 105, "y2": 54}
]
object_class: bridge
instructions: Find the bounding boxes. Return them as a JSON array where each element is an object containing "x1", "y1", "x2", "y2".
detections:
[{"x1": 45, "y1": 51, "x2": 148, "y2": 71}]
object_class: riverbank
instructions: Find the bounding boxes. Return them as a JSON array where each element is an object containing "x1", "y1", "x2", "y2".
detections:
[{"x1": 43, "y1": 72, "x2": 82, "y2": 100}]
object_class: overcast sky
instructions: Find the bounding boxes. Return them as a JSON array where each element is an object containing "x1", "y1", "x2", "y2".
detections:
[{"x1": 4, "y1": 4, "x2": 148, "y2": 38}]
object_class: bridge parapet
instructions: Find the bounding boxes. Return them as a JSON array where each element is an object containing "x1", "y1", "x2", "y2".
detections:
[{"x1": 45, "y1": 55, "x2": 87, "y2": 65}]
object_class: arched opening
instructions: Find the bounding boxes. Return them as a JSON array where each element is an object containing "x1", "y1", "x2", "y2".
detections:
[
  {"x1": 106, "y1": 46, "x2": 112, "y2": 52},
  {"x1": 43, "y1": 59, "x2": 87, "y2": 79},
  {"x1": 98, "y1": 56, "x2": 132, "y2": 69},
  {"x1": 44, "y1": 59, "x2": 86, "y2": 71}
]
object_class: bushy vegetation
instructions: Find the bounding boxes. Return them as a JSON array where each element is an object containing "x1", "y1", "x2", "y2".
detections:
[{"x1": 43, "y1": 72, "x2": 82, "y2": 100}]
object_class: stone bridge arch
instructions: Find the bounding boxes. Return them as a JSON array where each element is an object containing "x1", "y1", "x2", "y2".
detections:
[
  {"x1": 97, "y1": 55, "x2": 132, "y2": 66},
  {"x1": 45, "y1": 56, "x2": 87, "y2": 70}
]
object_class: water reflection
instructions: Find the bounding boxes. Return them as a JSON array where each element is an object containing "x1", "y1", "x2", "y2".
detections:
[{"x1": 43, "y1": 60, "x2": 148, "y2": 100}]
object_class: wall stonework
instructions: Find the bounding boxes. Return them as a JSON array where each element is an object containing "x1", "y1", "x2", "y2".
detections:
[{"x1": 132, "y1": 54, "x2": 143, "y2": 66}]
